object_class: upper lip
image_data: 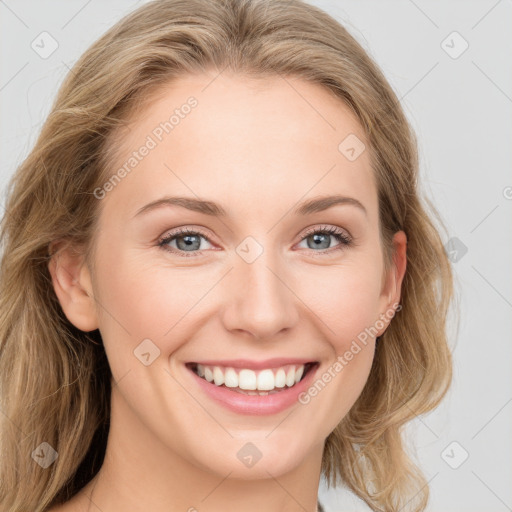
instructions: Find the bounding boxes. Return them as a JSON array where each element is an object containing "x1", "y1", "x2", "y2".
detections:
[{"x1": 186, "y1": 358, "x2": 317, "y2": 370}]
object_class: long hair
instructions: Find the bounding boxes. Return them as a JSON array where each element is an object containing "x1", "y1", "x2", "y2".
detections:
[{"x1": 0, "y1": 1, "x2": 455, "y2": 510}]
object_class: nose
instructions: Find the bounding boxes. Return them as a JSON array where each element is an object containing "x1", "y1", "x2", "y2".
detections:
[{"x1": 221, "y1": 251, "x2": 300, "y2": 340}]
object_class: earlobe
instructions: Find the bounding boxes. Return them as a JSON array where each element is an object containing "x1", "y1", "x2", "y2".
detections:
[{"x1": 48, "y1": 241, "x2": 99, "y2": 332}]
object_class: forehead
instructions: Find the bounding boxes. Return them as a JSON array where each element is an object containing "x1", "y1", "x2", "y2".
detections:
[{"x1": 100, "y1": 72, "x2": 377, "y2": 223}]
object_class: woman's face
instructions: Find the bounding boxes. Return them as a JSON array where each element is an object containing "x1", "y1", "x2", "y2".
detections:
[{"x1": 75, "y1": 72, "x2": 405, "y2": 479}]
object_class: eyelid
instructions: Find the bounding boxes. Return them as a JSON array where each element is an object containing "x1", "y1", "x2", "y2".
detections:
[
  {"x1": 300, "y1": 224, "x2": 352, "y2": 241},
  {"x1": 295, "y1": 224, "x2": 353, "y2": 256},
  {"x1": 158, "y1": 225, "x2": 214, "y2": 244},
  {"x1": 158, "y1": 223, "x2": 354, "y2": 256},
  {"x1": 158, "y1": 224, "x2": 351, "y2": 242}
]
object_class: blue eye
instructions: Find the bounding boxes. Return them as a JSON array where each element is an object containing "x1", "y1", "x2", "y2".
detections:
[
  {"x1": 297, "y1": 225, "x2": 352, "y2": 254},
  {"x1": 158, "y1": 225, "x2": 352, "y2": 257},
  {"x1": 158, "y1": 228, "x2": 213, "y2": 257}
]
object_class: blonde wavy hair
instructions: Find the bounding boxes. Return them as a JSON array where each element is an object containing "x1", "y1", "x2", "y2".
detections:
[{"x1": 0, "y1": 0, "x2": 455, "y2": 510}]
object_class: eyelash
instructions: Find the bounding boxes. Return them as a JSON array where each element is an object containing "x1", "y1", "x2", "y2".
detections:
[{"x1": 157, "y1": 225, "x2": 353, "y2": 258}]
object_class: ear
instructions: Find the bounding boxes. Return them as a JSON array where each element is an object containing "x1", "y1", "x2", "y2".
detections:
[
  {"x1": 376, "y1": 230, "x2": 407, "y2": 336},
  {"x1": 48, "y1": 241, "x2": 99, "y2": 332}
]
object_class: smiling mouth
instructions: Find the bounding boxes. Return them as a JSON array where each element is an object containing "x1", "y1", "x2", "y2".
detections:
[{"x1": 185, "y1": 361, "x2": 318, "y2": 395}]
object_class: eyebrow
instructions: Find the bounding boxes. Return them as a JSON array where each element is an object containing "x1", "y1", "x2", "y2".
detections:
[{"x1": 133, "y1": 194, "x2": 367, "y2": 218}]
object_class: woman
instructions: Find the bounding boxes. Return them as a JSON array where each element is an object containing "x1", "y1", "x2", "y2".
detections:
[{"x1": 0, "y1": 0, "x2": 454, "y2": 511}]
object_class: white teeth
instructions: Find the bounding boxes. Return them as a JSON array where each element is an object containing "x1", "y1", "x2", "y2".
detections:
[
  {"x1": 285, "y1": 367, "x2": 295, "y2": 387},
  {"x1": 257, "y1": 369, "x2": 275, "y2": 390},
  {"x1": 224, "y1": 367, "x2": 238, "y2": 388},
  {"x1": 238, "y1": 369, "x2": 257, "y2": 390},
  {"x1": 193, "y1": 363, "x2": 309, "y2": 391},
  {"x1": 213, "y1": 366, "x2": 224, "y2": 386},
  {"x1": 204, "y1": 366, "x2": 213, "y2": 383},
  {"x1": 274, "y1": 368, "x2": 286, "y2": 388}
]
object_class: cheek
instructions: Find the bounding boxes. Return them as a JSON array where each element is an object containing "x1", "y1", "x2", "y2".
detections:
[
  {"x1": 295, "y1": 266, "x2": 383, "y2": 428},
  {"x1": 94, "y1": 244, "x2": 203, "y2": 340},
  {"x1": 297, "y1": 261, "x2": 384, "y2": 349}
]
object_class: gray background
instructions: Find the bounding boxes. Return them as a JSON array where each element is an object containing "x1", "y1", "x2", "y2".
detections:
[{"x1": 1, "y1": 1, "x2": 511, "y2": 511}]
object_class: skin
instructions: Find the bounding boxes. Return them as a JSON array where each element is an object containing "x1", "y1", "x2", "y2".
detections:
[{"x1": 48, "y1": 71, "x2": 406, "y2": 512}]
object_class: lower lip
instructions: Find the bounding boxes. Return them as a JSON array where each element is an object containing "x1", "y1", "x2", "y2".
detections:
[{"x1": 186, "y1": 364, "x2": 319, "y2": 415}]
